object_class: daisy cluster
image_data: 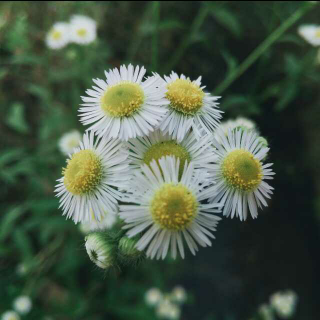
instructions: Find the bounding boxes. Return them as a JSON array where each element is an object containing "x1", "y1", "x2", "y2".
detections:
[
  {"x1": 46, "y1": 15, "x2": 96, "y2": 50},
  {"x1": 145, "y1": 286, "x2": 187, "y2": 319},
  {"x1": 253, "y1": 290, "x2": 298, "y2": 320},
  {"x1": 55, "y1": 64, "x2": 274, "y2": 269},
  {"x1": 1, "y1": 296, "x2": 32, "y2": 320}
]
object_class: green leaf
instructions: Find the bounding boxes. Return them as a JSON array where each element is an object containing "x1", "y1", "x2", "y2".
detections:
[
  {"x1": 13, "y1": 228, "x2": 34, "y2": 260},
  {"x1": 6, "y1": 103, "x2": 30, "y2": 134},
  {"x1": 211, "y1": 7, "x2": 242, "y2": 37},
  {"x1": 0, "y1": 205, "x2": 26, "y2": 241}
]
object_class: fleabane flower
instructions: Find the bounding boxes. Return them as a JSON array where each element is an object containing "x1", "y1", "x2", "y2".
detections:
[
  {"x1": 156, "y1": 298, "x2": 181, "y2": 320},
  {"x1": 145, "y1": 288, "x2": 163, "y2": 306},
  {"x1": 46, "y1": 22, "x2": 70, "y2": 50},
  {"x1": 210, "y1": 128, "x2": 275, "y2": 221},
  {"x1": 120, "y1": 156, "x2": 221, "y2": 259},
  {"x1": 79, "y1": 64, "x2": 168, "y2": 141},
  {"x1": 270, "y1": 290, "x2": 298, "y2": 319},
  {"x1": 298, "y1": 25, "x2": 320, "y2": 46},
  {"x1": 171, "y1": 286, "x2": 187, "y2": 304},
  {"x1": 79, "y1": 210, "x2": 117, "y2": 234},
  {"x1": 127, "y1": 129, "x2": 217, "y2": 178},
  {"x1": 70, "y1": 15, "x2": 97, "y2": 45},
  {"x1": 13, "y1": 296, "x2": 32, "y2": 315},
  {"x1": 58, "y1": 130, "x2": 82, "y2": 155},
  {"x1": 55, "y1": 131, "x2": 129, "y2": 223},
  {"x1": 159, "y1": 72, "x2": 222, "y2": 142},
  {"x1": 214, "y1": 117, "x2": 257, "y2": 142},
  {"x1": 1, "y1": 311, "x2": 20, "y2": 320}
]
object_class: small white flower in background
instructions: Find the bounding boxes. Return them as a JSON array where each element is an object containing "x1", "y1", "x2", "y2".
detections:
[
  {"x1": 156, "y1": 298, "x2": 181, "y2": 319},
  {"x1": 16, "y1": 263, "x2": 28, "y2": 276},
  {"x1": 214, "y1": 116, "x2": 257, "y2": 142},
  {"x1": 13, "y1": 296, "x2": 32, "y2": 315},
  {"x1": 270, "y1": 290, "x2": 298, "y2": 319},
  {"x1": 69, "y1": 15, "x2": 97, "y2": 45},
  {"x1": 298, "y1": 25, "x2": 320, "y2": 46},
  {"x1": 145, "y1": 288, "x2": 163, "y2": 306},
  {"x1": 79, "y1": 210, "x2": 117, "y2": 234},
  {"x1": 171, "y1": 286, "x2": 187, "y2": 304},
  {"x1": 46, "y1": 22, "x2": 70, "y2": 50},
  {"x1": 258, "y1": 304, "x2": 274, "y2": 320},
  {"x1": 1, "y1": 311, "x2": 20, "y2": 320},
  {"x1": 58, "y1": 130, "x2": 82, "y2": 155}
]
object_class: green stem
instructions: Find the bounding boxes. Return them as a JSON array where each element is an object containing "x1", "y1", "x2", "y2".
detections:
[
  {"x1": 164, "y1": 4, "x2": 210, "y2": 73},
  {"x1": 213, "y1": 4, "x2": 313, "y2": 95},
  {"x1": 151, "y1": 1, "x2": 160, "y2": 70}
]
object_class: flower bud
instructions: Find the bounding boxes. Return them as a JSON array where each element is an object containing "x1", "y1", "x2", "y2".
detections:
[
  {"x1": 118, "y1": 236, "x2": 145, "y2": 265},
  {"x1": 85, "y1": 232, "x2": 115, "y2": 269}
]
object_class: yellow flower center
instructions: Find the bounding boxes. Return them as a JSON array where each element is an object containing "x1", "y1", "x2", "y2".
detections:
[
  {"x1": 222, "y1": 149, "x2": 262, "y2": 192},
  {"x1": 143, "y1": 141, "x2": 191, "y2": 177},
  {"x1": 166, "y1": 79, "x2": 204, "y2": 115},
  {"x1": 63, "y1": 150, "x2": 102, "y2": 195},
  {"x1": 51, "y1": 30, "x2": 62, "y2": 40},
  {"x1": 101, "y1": 82, "x2": 144, "y2": 117},
  {"x1": 150, "y1": 183, "x2": 198, "y2": 231},
  {"x1": 77, "y1": 28, "x2": 87, "y2": 37},
  {"x1": 316, "y1": 28, "x2": 320, "y2": 38}
]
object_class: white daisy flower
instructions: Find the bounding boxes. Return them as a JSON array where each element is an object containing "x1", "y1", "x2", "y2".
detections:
[
  {"x1": 58, "y1": 130, "x2": 82, "y2": 155},
  {"x1": 46, "y1": 22, "x2": 70, "y2": 50},
  {"x1": 79, "y1": 64, "x2": 168, "y2": 141},
  {"x1": 145, "y1": 288, "x2": 163, "y2": 306},
  {"x1": 85, "y1": 232, "x2": 115, "y2": 269},
  {"x1": 298, "y1": 25, "x2": 320, "y2": 46},
  {"x1": 55, "y1": 131, "x2": 129, "y2": 224},
  {"x1": 1, "y1": 311, "x2": 20, "y2": 320},
  {"x1": 13, "y1": 296, "x2": 32, "y2": 315},
  {"x1": 159, "y1": 72, "x2": 222, "y2": 142},
  {"x1": 210, "y1": 128, "x2": 274, "y2": 221},
  {"x1": 79, "y1": 210, "x2": 117, "y2": 234},
  {"x1": 214, "y1": 117, "x2": 257, "y2": 143},
  {"x1": 69, "y1": 15, "x2": 97, "y2": 45},
  {"x1": 120, "y1": 156, "x2": 221, "y2": 259},
  {"x1": 156, "y1": 298, "x2": 181, "y2": 319},
  {"x1": 171, "y1": 286, "x2": 187, "y2": 304},
  {"x1": 127, "y1": 129, "x2": 217, "y2": 178},
  {"x1": 270, "y1": 290, "x2": 298, "y2": 319}
]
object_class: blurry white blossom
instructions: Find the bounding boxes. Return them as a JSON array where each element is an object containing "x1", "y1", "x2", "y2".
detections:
[
  {"x1": 156, "y1": 298, "x2": 181, "y2": 319},
  {"x1": 58, "y1": 130, "x2": 81, "y2": 155},
  {"x1": 46, "y1": 22, "x2": 70, "y2": 50},
  {"x1": 270, "y1": 290, "x2": 298, "y2": 319},
  {"x1": 145, "y1": 288, "x2": 163, "y2": 307},
  {"x1": 1, "y1": 311, "x2": 20, "y2": 320},
  {"x1": 214, "y1": 116, "x2": 257, "y2": 142},
  {"x1": 298, "y1": 25, "x2": 320, "y2": 46},
  {"x1": 79, "y1": 211, "x2": 116, "y2": 234},
  {"x1": 13, "y1": 296, "x2": 32, "y2": 315},
  {"x1": 70, "y1": 15, "x2": 97, "y2": 45},
  {"x1": 171, "y1": 286, "x2": 187, "y2": 304}
]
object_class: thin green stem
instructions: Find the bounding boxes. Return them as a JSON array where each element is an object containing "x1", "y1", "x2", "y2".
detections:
[
  {"x1": 164, "y1": 4, "x2": 210, "y2": 73},
  {"x1": 213, "y1": 4, "x2": 313, "y2": 95},
  {"x1": 127, "y1": 2, "x2": 154, "y2": 62},
  {"x1": 151, "y1": 1, "x2": 160, "y2": 70}
]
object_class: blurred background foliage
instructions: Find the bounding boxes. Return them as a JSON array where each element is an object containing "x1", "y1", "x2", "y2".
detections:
[{"x1": 1, "y1": 1, "x2": 320, "y2": 319}]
